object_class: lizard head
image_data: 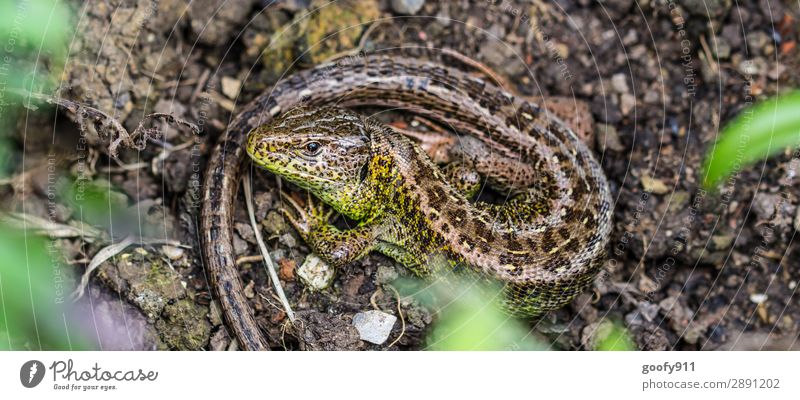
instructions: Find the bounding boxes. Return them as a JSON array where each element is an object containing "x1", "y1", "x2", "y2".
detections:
[{"x1": 246, "y1": 106, "x2": 374, "y2": 219}]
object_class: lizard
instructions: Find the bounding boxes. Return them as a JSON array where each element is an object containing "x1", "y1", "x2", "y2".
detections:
[{"x1": 201, "y1": 55, "x2": 612, "y2": 350}]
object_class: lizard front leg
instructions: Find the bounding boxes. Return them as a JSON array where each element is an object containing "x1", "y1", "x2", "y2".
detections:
[{"x1": 280, "y1": 191, "x2": 378, "y2": 268}]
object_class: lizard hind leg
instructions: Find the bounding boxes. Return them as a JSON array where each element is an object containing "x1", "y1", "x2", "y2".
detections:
[
  {"x1": 441, "y1": 161, "x2": 482, "y2": 199},
  {"x1": 374, "y1": 242, "x2": 433, "y2": 276},
  {"x1": 474, "y1": 192, "x2": 551, "y2": 232},
  {"x1": 445, "y1": 135, "x2": 557, "y2": 230}
]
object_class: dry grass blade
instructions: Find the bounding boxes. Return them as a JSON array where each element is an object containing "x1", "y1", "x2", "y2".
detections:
[
  {"x1": 71, "y1": 235, "x2": 135, "y2": 300},
  {"x1": 69, "y1": 235, "x2": 187, "y2": 300},
  {"x1": 243, "y1": 171, "x2": 296, "y2": 322},
  {"x1": 1, "y1": 212, "x2": 102, "y2": 239},
  {"x1": 386, "y1": 285, "x2": 406, "y2": 349}
]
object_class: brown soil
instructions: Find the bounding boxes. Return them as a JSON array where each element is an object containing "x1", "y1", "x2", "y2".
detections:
[{"x1": 4, "y1": 0, "x2": 799, "y2": 350}]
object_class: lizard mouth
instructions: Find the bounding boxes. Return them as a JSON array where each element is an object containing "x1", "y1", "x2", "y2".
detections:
[{"x1": 250, "y1": 156, "x2": 338, "y2": 188}]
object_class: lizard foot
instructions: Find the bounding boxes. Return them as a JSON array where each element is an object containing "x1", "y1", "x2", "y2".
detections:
[{"x1": 279, "y1": 190, "x2": 334, "y2": 241}]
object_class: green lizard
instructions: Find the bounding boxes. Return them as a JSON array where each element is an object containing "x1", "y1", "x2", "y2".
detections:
[{"x1": 246, "y1": 102, "x2": 611, "y2": 317}]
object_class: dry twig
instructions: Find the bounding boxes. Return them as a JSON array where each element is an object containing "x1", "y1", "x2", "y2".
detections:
[{"x1": 17, "y1": 91, "x2": 199, "y2": 158}]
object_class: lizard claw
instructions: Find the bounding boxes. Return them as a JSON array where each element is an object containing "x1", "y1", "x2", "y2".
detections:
[
  {"x1": 279, "y1": 190, "x2": 333, "y2": 239},
  {"x1": 279, "y1": 191, "x2": 309, "y2": 237},
  {"x1": 306, "y1": 190, "x2": 334, "y2": 221},
  {"x1": 280, "y1": 191, "x2": 307, "y2": 218}
]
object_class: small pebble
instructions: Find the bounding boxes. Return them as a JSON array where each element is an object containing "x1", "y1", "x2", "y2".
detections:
[
  {"x1": 435, "y1": 7, "x2": 450, "y2": 26},
  {"x1": 620, "y1": 93, "x2": 636, "y2": 116},
  {"x1": 161, "y1": 245, "x2": 184, "y2": 261},
  {"x1": 376, "y1": 264, "x2": 399, "y2": 284},
  {"x1": 391, "y1": 0, "x2": 425, "y2": 15},
  {"x1": 611, "y1": 73, "x2": 629, "y2": 93},
  {"x1": 479, "y1": 41, "x2": 526, "y2": 77},
  {"x1": 595, "y1": 123, "x2": 624, "y2": 152},
  {"x1": 280, "y1": 232, "x2": 297, "y2": 248},
  {"x1": 352, "y1": 310, "x2": 397, "y2": 345},
  {"x1": 745, "y1": 31, "x2": 771, "y2": 55},
  {"x1": 641, "y1": 175, "x2": 669, "y2": 194},
  {"x1": 738, "y1": 58, "x2": 766, "y2": 76},
  {"x1": 297, "y1": 255, "x2": 335, "y2": 290},
  {"x1": 749, "y1": 293, "x2": 768, "y2": 304},
  {"x1": 711, "y1": 234, "x2": 733, "y2": 250},
  {"x1": 768, "y1": 64, "x2": 786, "y2": 81},
  {"x1": 244, "y1": 280, "x2": 255, "y2": 299},
  {"x1": 681, "y1": 0, "x2": 731, "y2": 17},
  {"x1": 638, "y1": 301, "x2": 660, "y2": 322},
  {"x1": 643, "y1": 90, "x2": 659, "y2": 104},
  {"x1": 713, "y1": 38, "x2": 731, "y2": 59},
  {"x1": 221, "y1": 76, "x2": 241, "y2": 99}
]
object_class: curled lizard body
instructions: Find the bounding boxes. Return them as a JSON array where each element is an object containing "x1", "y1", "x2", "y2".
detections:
[{"x1": 201, "y1": 56, "x2": 612, "y2": 350}]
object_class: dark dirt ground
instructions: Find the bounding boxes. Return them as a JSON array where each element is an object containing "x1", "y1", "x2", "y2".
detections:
[{"x1": 3, "y1": 0, "x2": 800, "y2": 350}]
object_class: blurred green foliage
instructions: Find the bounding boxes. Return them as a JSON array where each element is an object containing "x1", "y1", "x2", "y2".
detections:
[
  {"x1": 0, "y1": 0, "x2": 72, "y2": 96},
  {"x1": 398, "y1": 277, "x2": 548, "y2": 350},
  {"x1": 703, "y1": 91, "x2": 800, "y2": 188},
  {"x1": 0, "y1": 0, "x2": 71, "y2": 52},
  {"x1": 0, "y1": 0, "x2": 90, "y2": 350},
  {"x1": 0, "y1": 228, "x2": 93, "y2": 350},
  {"x1": 592, "y1": 320, "x2": 635, "y2": 351},
  {"x1": 60, "y1": 178, "x2": 137, "y2": 235},
  {"x1": 399, "y1": 275, "x2": 636, "y2": 350}
]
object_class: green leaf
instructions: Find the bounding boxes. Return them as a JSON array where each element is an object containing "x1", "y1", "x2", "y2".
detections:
[
  {"x1": 404, "y1": 276, "x2": 548, "y2": 351},
  {"x1": 427, "y1": 300, "x2": 548, "y2": 351},
  {"x1": 593, "y1": 320, "x2": 635, "y2": 351},
  {"x1": 703, "y1": 91, "x2": 800, "y2": 188}
]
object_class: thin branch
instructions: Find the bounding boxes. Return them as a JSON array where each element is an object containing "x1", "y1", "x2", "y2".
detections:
[{"x1": 441, "y1": 48, "x2": 514, "y2": 92}]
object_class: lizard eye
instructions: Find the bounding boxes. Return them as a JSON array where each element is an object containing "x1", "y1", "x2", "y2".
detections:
[{"x1": 303, "y1": 141, "x2": 322, "y2": 156}]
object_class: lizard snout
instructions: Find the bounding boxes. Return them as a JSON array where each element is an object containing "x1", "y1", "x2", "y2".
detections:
[{"x1": 246, "y1": 129, "x2": 277, "y2": 161}]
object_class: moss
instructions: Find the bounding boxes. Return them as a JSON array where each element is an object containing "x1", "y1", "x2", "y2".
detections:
[
  {"x1": 261, "y1": 0, "x2": 379, "y2": 79},
  {"x1": 155, "y1": 299, "x2": 212, "y2": 350},
  {"x1": 97, "y1": 250, "x2": 186, "y2": 319},
  {"x1": 302, "y1": 0, "x2": 379, "y2": 63},
  {"x1": 261, "y1": 28, "x2": 303, "y2": 81}
]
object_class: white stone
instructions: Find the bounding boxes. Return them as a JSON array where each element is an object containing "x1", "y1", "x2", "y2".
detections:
[
  {"x1": 749, "y1": 293, "x2": 768, "y2": 304},
  {"x1": 296, "y1": 255, "x2": 335, "y2": 290},
  {"x1": 161, "y1": 245, "x2": 184, "y2": 260},
  {"x1": 221, "y1": 76, "x2": 241, "y2": 99},
  {"x1": 391, "y1": 0, "x2": 425, "y2": 15},
  {"x1": 352, "y1": 310, "x2": 397, "y2": 345},
  {"x1": 611, "y1": 73, "x2": 629, "y2": 93}
]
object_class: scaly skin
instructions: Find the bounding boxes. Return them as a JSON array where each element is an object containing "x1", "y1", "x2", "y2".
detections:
[
  {"x1": 201, "y1": 55, "x2": 612, "y2": 350},
  {"x1": 247, "y1": 104, "x2": 611, "y2": 317}
]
